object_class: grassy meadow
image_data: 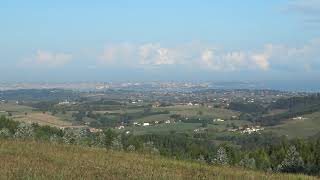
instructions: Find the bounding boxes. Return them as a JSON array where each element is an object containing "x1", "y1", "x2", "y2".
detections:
[
  {"x1": 267, "y1": 112, "x2": 320, "y2": 139},
  {"x1": 0, "y1": 139, "x2": 317, "y2": 180}
]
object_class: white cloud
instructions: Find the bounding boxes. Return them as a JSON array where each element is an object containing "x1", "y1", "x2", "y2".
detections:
[
  {"x1": 199, "y1": 48, "x2": 271, "y2": 71},
  {"x1": 99, "y1": 43, "x2": 179, "y2": 67},
  {"x1": 99, "y1": 43, "x2": 135, "y2": 66},
  {"x1": 251, "y1": 54, "x2": 270, "y2": 71},
  {"x1": 139, "y1": 44, "x2": 176, "y2": 65},
  {"x1": 36, "y1": 50, "x2": 72, "y2": 65},
  {"x1": 97, "y1": 39, "x2": 320, "y2": 72},
  {"x1": 25, "y1": 50, "x2": 73, "y2": 67}
]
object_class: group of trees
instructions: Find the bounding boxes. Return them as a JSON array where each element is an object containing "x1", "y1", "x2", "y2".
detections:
[
  {"x1": 0, "y1": 115, "x2": 320, "y2": 176},
  {"x1": 229, "y1": 93, "x2": 320, "y2": 126}
]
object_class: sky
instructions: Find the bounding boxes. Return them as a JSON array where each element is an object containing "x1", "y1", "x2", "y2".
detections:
[{"x1": 1, "y1": 0, "x2": 320, "y2": 82}]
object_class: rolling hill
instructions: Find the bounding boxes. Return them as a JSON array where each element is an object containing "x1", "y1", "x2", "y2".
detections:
[{"x1": 0, "y1": 140, "x2": 317, "y2": 180}]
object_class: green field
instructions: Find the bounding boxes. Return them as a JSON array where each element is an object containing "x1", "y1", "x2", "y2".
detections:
[
  {"x1": 121, "y1": 122, "x2": 202, "y2": 135},
  {"x1": 156, "y1": 105, "x2": 239, "y2": 120},
  {"x1": 0, "y1": 140, "x2": 316, "y2": 180},
  {"x1": 135, "y1": 114, "x2": 171, "y2": 123},
  {"x1": 0, "y1": 103, "x2": 33, "y2": 115},
  {"x1": 267, "y1": 112, "x2": 320, "y2": 139}
]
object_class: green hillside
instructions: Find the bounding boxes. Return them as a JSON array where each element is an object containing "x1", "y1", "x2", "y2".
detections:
[{"x1": 0, "y1": 140, "x2": 316, "y2": 180}]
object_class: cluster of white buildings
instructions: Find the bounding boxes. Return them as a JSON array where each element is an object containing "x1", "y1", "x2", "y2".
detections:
[
  {"x1": 89, "y1": 128, "x2": 103, "y2": 133},
  {"x1": 187, "y1": 102, "x2": 199, "y2": 106},
  {"x1": 228, "y1": 126, "x2": 264, "y2": 134},
  {"x1": 116, "y1": 119, "x2": 176, "y2": 130},
  {"x1": 58, "y1": 100, "x2": 76, "y2": 105},
  {"x1": 292, "y1": 116, "x2": 308, "y2": 120},
  {"x1": 133, "y1": 122, "x2": 149, "y2": 126},
  {"x1": 213, "y1": 118, "x2": 225, "y2": 122},
  {"x1": 241, "y1": 126, "x2": 264, "y2": 134},
  {"x1": 132, "y1": 119, "x2": 173, "y2": 127},
  {"x1": 131, "y1": 100, "x2": 143, "y2": 104},
  {"x1": 193, "y1": 128, "x2": 207, "y2": 133}
]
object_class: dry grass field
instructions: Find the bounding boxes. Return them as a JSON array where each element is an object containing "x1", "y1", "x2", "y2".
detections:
[
  {"x1": 0, "y1": 140, "x2": 317, "y2": 180},
  {"x1": 13, "y1": 112, "x2": 73, "y2": 128}
]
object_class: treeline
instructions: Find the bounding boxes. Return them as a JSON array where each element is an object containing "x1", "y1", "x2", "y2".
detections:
[
  {"x1": 229, "y1": 102, "x2": 266, "y2": 114},
  {"x1": 0, "y1": 115, "x2": 320, "y2": 176},
  {"x1": 229, "y1": 94, "x2": 320, "y2": 126},
  {"x1": 269, "y1": 94, "x2": 320, "y2": 110},
  {"x1": 72, "y1": 108, "x2": 170, "y2": 127},
  {"x1": 0, "y1": 89, "x2": 79, "y2": 101}
]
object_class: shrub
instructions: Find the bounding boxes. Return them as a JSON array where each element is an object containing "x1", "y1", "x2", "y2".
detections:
[
  {"x1": 212, "y1": 147, "x2": 229, "y2": 165},
  {"x1": 239, "y1": 156, "x2": 256, "y2": 169},
  {"x1": 14, "y1": 122, "x2": 34, "y2": 140},
  {"x1": 277, "y1": 146, "x2": 304, "y2": 173},
  {"x1": 0, "y1": 128, "x2": 11, "y2": 138},
  {"x1": 111, "y1": 135, "x2": 123, "y2": 151}
]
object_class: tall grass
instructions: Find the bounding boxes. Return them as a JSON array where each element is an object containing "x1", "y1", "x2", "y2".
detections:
[{"x1": 0, "y1": 139, "x2": 317, "y2": 180}]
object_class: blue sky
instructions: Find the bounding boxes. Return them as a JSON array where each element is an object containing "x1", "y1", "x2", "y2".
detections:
[{"x1": 1, "y1": 0, "x2": 320, "y2": 82}]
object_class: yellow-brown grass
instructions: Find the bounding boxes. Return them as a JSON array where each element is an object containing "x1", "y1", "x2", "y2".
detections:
[
  {"x1": 13, "y1": 113, "x2": 74, "y2": 128},
  {"x1": 0, "y1": 140, "x2": 317, "y2": 180}
]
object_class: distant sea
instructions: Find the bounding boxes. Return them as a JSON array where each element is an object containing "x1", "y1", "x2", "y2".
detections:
[{"x1": 210, "y1": 81, "x2": 320, "y2": 92}]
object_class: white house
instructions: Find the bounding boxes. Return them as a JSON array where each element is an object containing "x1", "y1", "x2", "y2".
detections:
[
  {"x1": 143, "y1": 123, "x2": 150, "y2": 126},
  {"x1": 213, "y1": 118, "x2": 225, "y2": 122},
  {"x1": 117, "y1": 126, "x2": 125, "y2": 130},
  {"x1": 293, "y1": 116, "x2": 307, "y2": 120},
  {"x1": 187, "y1": 102, "x2": 193, "y2": 106},
  {"x1": 58, "y1": 100, "x2": 70, "y2": 105},
  {"x1": 89, "y1": 128, "x2": 103, "y2": 133}
]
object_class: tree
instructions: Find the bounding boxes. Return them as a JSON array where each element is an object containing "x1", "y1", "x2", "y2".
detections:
[
  {"x1": 252, "y1": 149, "x2": 271, "y2": 171},
  {"x1": 0, "y1": 128, "x2": 11, "y2": 138},
  {"x1": 212, "y1": 147, "x2": 229, "y2": 165},
  {"x1": 143, "y1": 141, "x2": 160, "y2": 155},
  {"x1": 277, "y1": 146, "x2": 304, "y2": 173},
  {"x1": 239, "y1": 156, "x2": 256, "y2": 169},
  {"x1": 62, "y1": 128, "x2": 87, "y2": 145},
  {"x1": 49, "y1": 134, "x2": 60, "y2": 144},
  {"x1": 93, "y1": 132, "x2": 106, "y2": 148},
  {"x1": 14, "y1": 122, "x2": 34, "y2": 139},
  {"x1": 127, "y1": 145, "x2": 136, "y2": 152},
  {"x1": 197, "y1": 154, "x2": 206, "y2": 163},
  {"x1": 111, "y1": 135, "x2": 123, "y2": 151}
]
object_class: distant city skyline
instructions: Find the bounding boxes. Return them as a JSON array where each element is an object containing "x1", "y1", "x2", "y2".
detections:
[{"x1": 1, "y1": 0, "x2": 320, "y2": 82}]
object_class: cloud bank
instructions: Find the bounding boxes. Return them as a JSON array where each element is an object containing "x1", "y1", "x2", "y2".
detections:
[
  {"x1": 97, "y1": 39, "x2": 320, "y2": 72},
  {"x1": 23, "y1": 50, "x2": 73, "y2": 68},
  {"x1": 98, "y1": 43, "x2": 273, "y2": 71},
  {"x1": 21, "y1": 38, "x2": 320, "y2": 74}
]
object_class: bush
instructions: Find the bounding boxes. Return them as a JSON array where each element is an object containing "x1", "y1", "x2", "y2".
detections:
[
  {"x1": 0, "y1": 128, "x2": 11, "y2": 138},
  {"x1": 239, "y1": 156, "x2": 256, "y2": 169},
  {"x1": 14, "y1": 122, "x2": 34, "y2": 140},
  {"x1": 111, "y1": 135, "x2": 123, "y2": 151},
  {"x1": 212, "y1": 147, "x2": 229, "y2": 165},
  {"x1": 277, "y1": 146, "x2": 304, "y2": 173}
]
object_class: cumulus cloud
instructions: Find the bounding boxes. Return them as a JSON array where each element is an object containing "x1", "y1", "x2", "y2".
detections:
[
  {"x1": 36, "y1": 50, "x2": 72, "y2": 66},
  {"x1": 99, "y1": 43, "x2": 180, "y2": 68},
  {"x1": 23, "y1": 50, "x2": 73, "y2": 67},
  {"x1": 99, "y1": 43, "x2": 135, "y2": 65},
  {"x1": 97, "y1": 39, "x2": 320, "y2": 72},
  {"x1": 199, "y1": 47, "x2": 271, "y2": 71}
]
